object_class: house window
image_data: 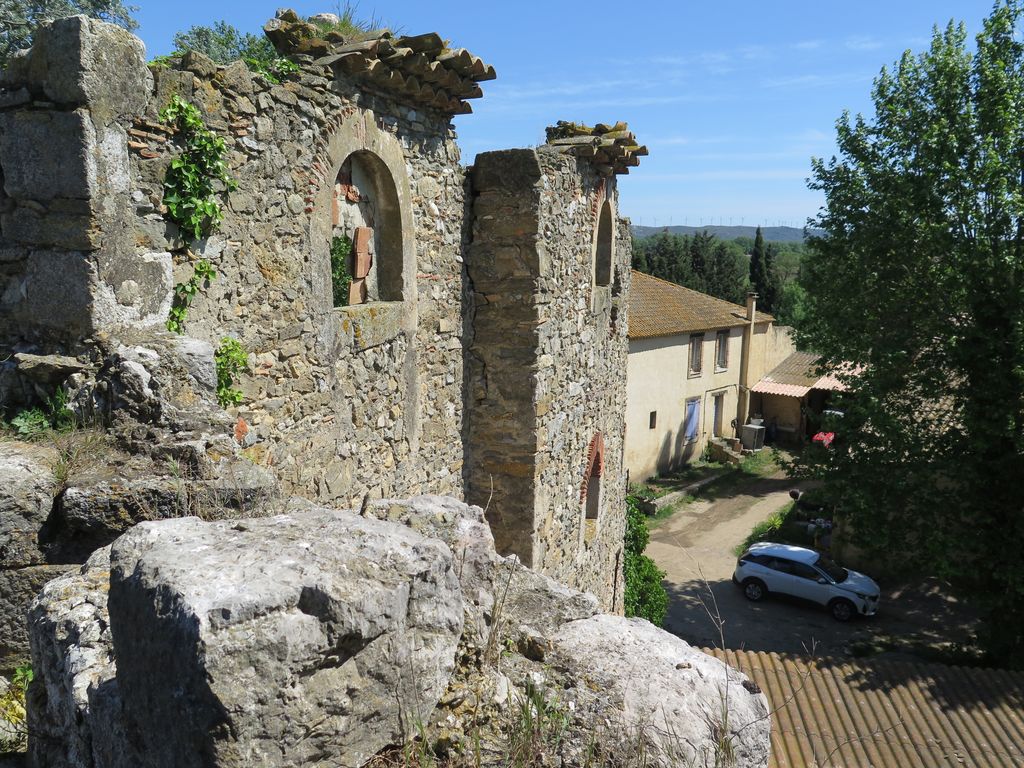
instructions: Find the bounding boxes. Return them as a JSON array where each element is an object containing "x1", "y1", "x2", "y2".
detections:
[
  {"x1": 649, "y1": 411, "x2": 657, "y2": 429},
  {"x1": 684, "y1": 398, "x2": 700, "y2": 443},
  {"x1": 716, "y1": 330, "x2": 729, "y2": 370},
  {"x1": 689, "y1": 334, "x2": 704, "y2": 375}
]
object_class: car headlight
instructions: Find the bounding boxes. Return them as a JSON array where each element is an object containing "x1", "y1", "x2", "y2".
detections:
[{"x1": 855, "y1": 592, "x2": 871, "y2": 600}]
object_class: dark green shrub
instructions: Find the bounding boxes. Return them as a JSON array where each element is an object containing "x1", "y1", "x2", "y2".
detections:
[
  {"x1": 623, "y1": 496, "x2": 668, "y2": 626},
  {"x1": 331, "y1": 235, "x2": 353, "y2": 307}
]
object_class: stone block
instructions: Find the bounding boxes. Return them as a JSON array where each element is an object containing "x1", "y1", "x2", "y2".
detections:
[
  {"x1": 1, "y1": 250, "x2": 98, "y2": 339},
  {"x1": 170, "y1": 336, "x2": 216, "y2": 392},
  {"x1": 216, "y1": 60, "x2": 254, "y2": 96},
  {"x1": 0, "y1": 564, "x2": 76, "y2": 670},
  {"x1": 0, "y1": 443, "x2": 56, "y2": 569},
  {"x1": 471, "y1": 148, "x2": 542, "y2": 192},
  {"x1": 107, "y1": 511, "x2": 463, "y2": 767},
  {"x1": 26, "y1": 16, "x2": 151, "y2": 122},
  {"x1": 0, "y1": 109, "x2": 97, "y2": 202},
  {"x1": 95, "y1": 250, "x2": 173, "y2": 327},
  {"x1": 339, "y1": 301, "x2": 404, "y2": 352},
  {"x1": 0, "y1": 205, "x2": 98, "y2": 250},
  {"x1": 27, "y1": 548, "x2": 139, "y2": 768}
]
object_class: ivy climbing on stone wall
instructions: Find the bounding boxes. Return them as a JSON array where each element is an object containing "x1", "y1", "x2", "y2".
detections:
[
  {"x1": 159, "y1": 94, "x2": 237, "y2": 241},
  {"x1": 215, "y1": 337, "x2": 248, "y2": 407},
  {"x1": 166, "y1": 258, "x2": 216, "y2": 334}
]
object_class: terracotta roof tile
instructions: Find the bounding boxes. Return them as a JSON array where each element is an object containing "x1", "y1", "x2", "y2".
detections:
[
  {"x1": 628, "y1": 270, "x2": 773, "y2": 339},
  {"x1": 545, "y1": 121, "x2": 649, "y2": 177},
  {"x1": 706, "y1": 648, "x2": 1024, "y2": 768}
]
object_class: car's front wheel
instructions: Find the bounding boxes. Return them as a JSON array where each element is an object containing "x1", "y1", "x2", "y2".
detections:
[
  {"x1": 829, "y1": 598, "x2": 856, "y2": 622},
  {"x1": 742, "y1": 578, "x2": 767, "y2": 602}
]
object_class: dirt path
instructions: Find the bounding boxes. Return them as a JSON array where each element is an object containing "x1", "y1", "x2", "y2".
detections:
[{"x1": 647, "y1": 473, "x2": 978, "y2": 659}]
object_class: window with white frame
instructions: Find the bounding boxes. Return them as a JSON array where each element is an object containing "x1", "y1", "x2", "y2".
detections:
[
  {"x1": 689, "y1": 334, "x2": 704, "y2": 375},
  {"x1": 715, "y1": 330, "x2": 729, "y2": 370}
]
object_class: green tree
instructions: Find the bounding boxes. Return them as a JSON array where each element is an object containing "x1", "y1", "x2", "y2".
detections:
[
  {"x1": 792, "y1": 0, "x2": 1024, "y2": 665},
  {"x1": 749, "y1": 226, "x2": 779, "y2": 312},
  {"x1": 171, "y1": 20, "x2": 275, "y2": 65},
  {"x1": 0, "y1": 0, "x2": 137, "y2": 66},
  {"x1": 703, "y1": 240, "x2": 749, "y2": 304}
]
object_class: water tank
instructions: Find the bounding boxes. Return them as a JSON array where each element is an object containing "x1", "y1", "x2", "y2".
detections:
[{"x1": 741, "y1": 424, "x2": 765, "y2": 450}]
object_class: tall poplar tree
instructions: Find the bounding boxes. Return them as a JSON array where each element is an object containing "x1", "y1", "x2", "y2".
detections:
[{"x1": 792, "y1": 0, "x2": 1024, "y2": 665}]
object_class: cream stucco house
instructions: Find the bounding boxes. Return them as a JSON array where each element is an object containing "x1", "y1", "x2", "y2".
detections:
[{"x1": 624, "y1": 271, "x2": 793, "y2": 482}]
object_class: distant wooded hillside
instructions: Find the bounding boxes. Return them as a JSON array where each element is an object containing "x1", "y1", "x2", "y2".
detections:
[{"x1": 632, "y1": 225, "x2": 820, "y2": 243}]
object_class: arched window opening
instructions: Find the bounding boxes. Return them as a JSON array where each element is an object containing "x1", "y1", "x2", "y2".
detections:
[
  {"x1": 581, "y1": 433, "x2": 605, "y2": 547},
  {"x1": 331, "y1": 151, "x2": 404, "y2": 306},
  {"x1": 585, "y1": 472, "x2": 602, "y2": 521},
  {"x1": 594, "y1": 200, "x2": 614, "y2": 288}
]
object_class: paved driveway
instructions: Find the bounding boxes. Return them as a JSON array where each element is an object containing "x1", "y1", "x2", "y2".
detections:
[{"x1": 646, "y1": 474, "x2": 977, "y2": 659}]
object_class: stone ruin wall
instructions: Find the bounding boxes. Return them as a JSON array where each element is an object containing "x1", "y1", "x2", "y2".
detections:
[
  {"x1": 128, "y1": 58, "x2": 470, "y2": 505},
  {"x1": 465, "y1": 149, "x2": 631, "y2": 610},
  {"x1": 0, "y1": 14, "x2": 633, "y2": 647},
  {"x1": 0, "y1": 16, "x2": 470, "y2": 508}
]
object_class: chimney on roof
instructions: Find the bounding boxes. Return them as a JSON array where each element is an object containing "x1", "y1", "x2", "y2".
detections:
[
  {"x1": 746, "y1": 291, "x2": 758, "y2": 322},
  {"x1": 737, "y1": 292, "x2": 759, "y2": 431}
]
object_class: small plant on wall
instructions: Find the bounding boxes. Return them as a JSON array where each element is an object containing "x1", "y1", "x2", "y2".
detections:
[
  {"x1": 215, "y1": 337, "x2": 248, "y2": 407},
  {"x1": 331, "y1": 235, "x2": 353, "y2": 307},
  {"x1": 167, "y1": 258, "x2": 216, "y2": 334},
  {"x1": 160, "y1": 94, "x2": 237, "y2": 241}
]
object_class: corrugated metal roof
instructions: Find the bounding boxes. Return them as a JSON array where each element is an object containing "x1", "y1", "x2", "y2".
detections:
[
  {"x1": 706, "y1": 648, "x2": 1024, "y2": 768},
  {"x1": 752, "y1": 380, "x2": 813, "y2": 397},
  {"x1": 754, "y1": 351, "x2": 849, "y2": 398},
  {"x1": 628, "y1": 270, "x2": 773, "y2": 339}
]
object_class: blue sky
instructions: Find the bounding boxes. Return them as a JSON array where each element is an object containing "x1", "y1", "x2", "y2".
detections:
[{"x1": 134, "y1": 1, "x2": 997, "y2": 228}]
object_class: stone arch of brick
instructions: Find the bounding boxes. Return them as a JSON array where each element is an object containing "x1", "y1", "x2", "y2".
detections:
[
  {"x1": 308, "y1": 111, "x2": 418, "y2": 318},
  {"x1": 580, "y1": 432, "x2": 605, "y2": 520},
  {"x1": 331, "y1": 150, "x2": 405, "y2": 303}
]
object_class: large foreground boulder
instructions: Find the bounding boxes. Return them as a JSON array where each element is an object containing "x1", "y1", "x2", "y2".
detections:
[
  {"x1": 552, "y1": 615, "x2": 771, "y2": 767},
  {"x1": 107, "y1": 512, "x2": 464, "y2": 768},
  {"x1": 28, "y1": 497, "x2": 770, "y2": 768}
]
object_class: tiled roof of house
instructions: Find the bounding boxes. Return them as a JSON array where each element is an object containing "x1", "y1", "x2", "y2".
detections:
[
  {"x1": 706, "y1": 648, "x2": 1024, "y2": 768},
  {"x1": 628, "y1": 270, "x2": 773, "y2": 339},
  {"x1": 752, "y1": 350, "x2": 847, "y2": 397}
]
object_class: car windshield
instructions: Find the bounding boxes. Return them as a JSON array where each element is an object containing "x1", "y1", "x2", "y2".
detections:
[{"x1": 814, "y1": 555, "x2": 848, "y2": 583}]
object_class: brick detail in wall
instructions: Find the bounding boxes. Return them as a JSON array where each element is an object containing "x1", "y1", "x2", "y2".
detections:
[{"x1": 580, "y1": 432, "x2": 605, "y2": 503}]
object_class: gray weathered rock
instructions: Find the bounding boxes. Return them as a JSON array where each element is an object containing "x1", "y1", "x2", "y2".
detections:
[
  {"x1": 23, "y1": 16, "x2": 151, "y2": 123},
  {"x1": 107, "y1": 510, "x2": 464, "y2": 768},
  {"x1": 0, "y1": 250, "x2": 99, "y2": 339},
  {"x1": 12, "y1": 353, "x2": 88, "y2": 387},
  {"x1": 169, "y1": 336, "x2": 216, "y2": 392},
  {"x1": 0, "y1": 109, "x2": 96, "y2": 201},
  {"x1": 48, "y1": 479, "x2": 183, "y2": 563},
  {"x1": 27, "y1": 548, "x2": 140, "y2": 768},
  {"x1": 0, "y1": 442, "x2": 56, "y2": 569},
  {"x1": 360, "y1": 496, "x2": 599, "y2": 643},
  {"x1": 551, "y1": 615, "x2": 772, "y2": 768},
  {"x1": 1, "y1": 565, "x2": 76, "y2": 670}
]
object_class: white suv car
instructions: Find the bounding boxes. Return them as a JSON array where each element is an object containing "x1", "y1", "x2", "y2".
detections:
[{"x1": 733, "y1": 542, "x2": 880, "y2": 621}]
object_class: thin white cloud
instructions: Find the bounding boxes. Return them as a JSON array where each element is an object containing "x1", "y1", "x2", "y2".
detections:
[
  {"x1": 845, "y1": 35, "x2": 883, "y2": 51},
  {"x1": 640, "y1": 169, "x2": 810, "y2": 182},
  {"x1": 761, "y1": 72, "x2": 870, "y2": 89},
  {"x1": 794, "y1": 40, "x2": 824, "y2": 50}
]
